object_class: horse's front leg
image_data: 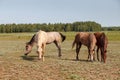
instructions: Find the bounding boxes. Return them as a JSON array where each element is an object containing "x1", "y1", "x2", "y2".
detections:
[
  {"x1": 37, "y1": 51, "x2": 42, "y2": 60},
  {"x1": 100, "y1": 48, "x2": 106, "y2": 63},
  {"x1": 41, "y1": 44, "x2": 46, "y2": 61},
  {"x1": 37, "y1": 46, "x2": 42, "y2": 60},
  {"x1": 87, "y1": 50, "x2": 95, "y2": 61},
  {"x1": 93, "y1": 49, "x2": 95, "y2": 61},
  {"x1": 87, "y1": 50, "x2": 90, "y2": 61},
  {"x1": 103, "y1": 51, "x2": 107, "y2": 63},
  {"x1": 89, "y1": 49, "x2": 94, "y2": 62}
]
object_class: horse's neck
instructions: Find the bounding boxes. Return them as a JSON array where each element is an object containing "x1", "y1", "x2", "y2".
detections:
[
  {"x1": 29, "y1": 41, "x2": 35, "y2": 47},
  {"x1": 29, "y1": 34, "x2": 36, "y2": 46}
]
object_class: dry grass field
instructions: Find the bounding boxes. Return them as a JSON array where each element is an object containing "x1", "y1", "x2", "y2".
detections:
[{"x1": 0, "y1": 31, "x2": 120, "y2": 80}]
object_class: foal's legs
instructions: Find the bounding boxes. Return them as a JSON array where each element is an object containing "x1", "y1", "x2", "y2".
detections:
[
  {"x1": 54, "y1": 41, "x2": 61, "y2": 57},
  {"x1": 76, "y1": 43, "x2": 81, "y2": 60}
]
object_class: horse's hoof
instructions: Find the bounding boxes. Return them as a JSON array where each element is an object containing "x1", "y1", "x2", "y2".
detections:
[
  {"x1": 90, "y1": 60, "x2": 94, "y2": 62},
  {"x1": 24, "y1": 54, "x2": 28, "y2": 56},
  {"x1": 76, "y1": 59, "x2": 79, "y2": 61},
  {"x1": 87, "y1": 60, "x2": 89, "y2": 62},
  {"x1": 58, "y1": 55, "x2": 62, "y2": 57}
]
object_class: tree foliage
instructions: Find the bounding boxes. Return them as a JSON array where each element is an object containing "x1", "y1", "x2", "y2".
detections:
[
  {"x1": 0, "y1": 21, "x2": 102, "y2": 33},
  {"x1": 102, "y1": 27, "x2": 120, "y2": 31}
]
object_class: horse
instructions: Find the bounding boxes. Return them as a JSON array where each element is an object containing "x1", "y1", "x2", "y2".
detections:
[
  {"x1": 94, "y1": 32, "x2": 108, "y2": 63},
  {"x1": 72, "y1": 32, "x2": 96, "y2": 61},
  {"x1": 25, "y1": 30, "x2": 66, "y2": 61}
]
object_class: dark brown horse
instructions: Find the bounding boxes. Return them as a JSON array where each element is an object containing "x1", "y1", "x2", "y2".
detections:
[
  {"x1": 94, "y1": 32, "x2": 108, "y2": 63},
  {"x1": 72, "y1": 32, "x2": 96, "y2": 61},
  {"x1": 25, "y1": 30, "x2": 66, "y2": 61}
]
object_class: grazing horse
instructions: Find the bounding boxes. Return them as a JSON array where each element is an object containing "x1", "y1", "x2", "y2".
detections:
[
  {"x1": 72, "y1": 32, "x2": 96, "y2": 61},
  {"x1": 94, "y1": 32, "x2": 108, "y2": 63},
  {"x1": 25, "y1": 30, "x2": 66, "y2": 61}
]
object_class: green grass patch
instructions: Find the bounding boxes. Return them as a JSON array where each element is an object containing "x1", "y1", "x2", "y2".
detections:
[{"x1": 0, "y1": 31, "x2": 119, "y2": 41}]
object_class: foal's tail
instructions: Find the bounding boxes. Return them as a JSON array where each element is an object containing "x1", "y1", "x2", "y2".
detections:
[{"x1": 59, "y1": 33, "x2": 66, "y2": 42}]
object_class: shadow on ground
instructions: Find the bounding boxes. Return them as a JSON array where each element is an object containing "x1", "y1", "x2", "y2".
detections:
[{"x1": 21, "y1": 55, "x2": 38, "y2": 61}]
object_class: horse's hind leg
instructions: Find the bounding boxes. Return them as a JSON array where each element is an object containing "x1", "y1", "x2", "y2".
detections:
[
  {"x1": 76, "y1": 43, "x2": 81, "y2": 60},
  {"x1": 54, "y1": 41, "x2": 61, "y2": 57}
]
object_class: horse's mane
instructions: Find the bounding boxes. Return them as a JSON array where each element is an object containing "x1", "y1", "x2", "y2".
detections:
[
  {"x1": 28, "y1": 34, "x2": 36, "y2": 44},
  {"x1": 59, "y1": 33, "x2": 66, "y2": 42}
]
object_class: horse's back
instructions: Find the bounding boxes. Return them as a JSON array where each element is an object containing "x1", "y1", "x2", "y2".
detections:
[
  {"x1": 47, "y1": 32, "x2": 61, "y2": 43},
  {"x1": 74, "y1": 32, "x2": 95, "y2": 47}
]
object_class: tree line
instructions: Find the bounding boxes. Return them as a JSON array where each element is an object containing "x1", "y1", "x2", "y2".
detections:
[
  {"x1": 102, "y1": 27, "x2": 120, "y2": 31},
  {"x1": 0, "y1": 21, "x2": 103, "y2": 33}
]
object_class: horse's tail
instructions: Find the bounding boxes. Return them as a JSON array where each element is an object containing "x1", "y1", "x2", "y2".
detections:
[
  {"x1": 72, "y1": 39, "x2": 76, "y2": 49},
  {"x1": 59, "y1": 33, "x2": 66, "y2": 42}
]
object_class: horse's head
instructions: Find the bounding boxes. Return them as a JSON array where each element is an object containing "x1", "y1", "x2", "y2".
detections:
[{"x1": 24, "y1": 42, "x2": 32, "y2": 56}]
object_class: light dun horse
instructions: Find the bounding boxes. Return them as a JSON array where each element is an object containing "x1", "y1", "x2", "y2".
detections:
[
  {"x1": 25, "y1": 30, "x2": 66, "y2": 61},
  {"x1": 94, "y1": 32, "x2": 108, "y2": 63},
  {"x1": 72, "y1": 32, "x2": 96, "y2": 61}
]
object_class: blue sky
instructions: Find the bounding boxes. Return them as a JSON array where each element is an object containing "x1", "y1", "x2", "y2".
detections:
[{"x1": 0, "y1": 0, "x2": 120, "y2": 26}]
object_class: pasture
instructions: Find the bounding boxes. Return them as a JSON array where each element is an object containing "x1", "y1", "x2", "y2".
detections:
[{"x1": 0, "y1": 31, "x2": 120, "y2": 80}]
